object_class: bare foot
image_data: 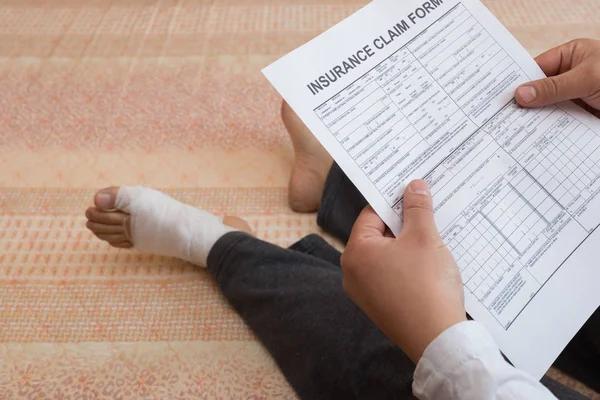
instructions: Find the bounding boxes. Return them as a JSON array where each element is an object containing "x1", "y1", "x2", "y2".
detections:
[
  {"x1": 282, "y1": 101, "x2": 333, "y2": 212},
  {"x1": 86, "y1": 187, "x2": 252, "y2": 255}
]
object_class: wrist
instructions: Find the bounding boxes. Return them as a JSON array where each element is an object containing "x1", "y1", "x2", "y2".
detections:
[{"x1": 403, "y1": 313, "x2": 467, "y2": 364}]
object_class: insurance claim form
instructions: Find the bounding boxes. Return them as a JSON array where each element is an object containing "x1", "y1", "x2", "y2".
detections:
[{"x1": 264, "y1": 0, "x2": 600, "y2": 378}]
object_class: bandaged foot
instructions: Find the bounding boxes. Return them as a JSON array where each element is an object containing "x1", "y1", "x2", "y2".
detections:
[{"x1": 85, "y1": 186, "x2": 248, "y2": 267}]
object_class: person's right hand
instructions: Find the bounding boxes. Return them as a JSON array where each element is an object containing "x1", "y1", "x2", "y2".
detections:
[
  {"x1": 341, "y1": 181, "x2": 466, "y2": 364},
  {"x1": 515, "y1": 38, "x2": 600, "y2": 117}
]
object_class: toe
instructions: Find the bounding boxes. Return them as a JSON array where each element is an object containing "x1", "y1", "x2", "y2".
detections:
[
  {"x1": 94, "y1": 233, "x2": 129, "y2": 243},
  {"x1": 86, "y1": 207, "x2": 127, "y2": 225},
  {"x1": 85, "y1": 207, "x2": 133, "y2": 244},
  {"x1": 94, "y1": 187, "x2": 120, "y2": 210},
  {"x1": 86, "y1": 220, "x2": 125, "y2": 234}
]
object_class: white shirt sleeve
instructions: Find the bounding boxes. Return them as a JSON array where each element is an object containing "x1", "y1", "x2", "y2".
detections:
[{"x1": 413, "y1": 321, "x2": 557, "y2": 400}]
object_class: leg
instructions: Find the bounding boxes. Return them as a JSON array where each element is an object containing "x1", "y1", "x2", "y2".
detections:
[
  {"x1": 208, "y1": 232, "x2": 588, "y2": 400},
  {"x1": 85, "y1": 186, "x2": 414, "y2": 399},
  {"x1": 554, "y1": 307, "x2": 600, "y2": 393},
  {"x1": 540, "y1": 376, "x2": 595, "y2": 400},
  {"x1": 317, "y1": 163, "x2": 366, "y2": 243},
  {"x1": 209, "y1": 231, "x2": 414, "y2": 400}
]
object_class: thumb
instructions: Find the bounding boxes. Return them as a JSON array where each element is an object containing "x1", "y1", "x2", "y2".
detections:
[
  {"x1": 515, "y1": 67, "x2": 589, "y2": 108},
  {"x1": 401, "y1": 180, "x2": 438, "y2": 239}
]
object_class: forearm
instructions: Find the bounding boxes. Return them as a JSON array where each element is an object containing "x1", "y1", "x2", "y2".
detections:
[{"x1": 413, "y1": 321, "x2": 556, "y2": 400}]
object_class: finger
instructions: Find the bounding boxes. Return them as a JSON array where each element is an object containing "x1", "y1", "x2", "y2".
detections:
[
  {"x1": 350, "y1": 205, "x2": 386, "y2": 240},
  {"x1": 515, "y1": 40, "x2": 595, "y2": 108},
  {"x1": 401, "y1": 180, "x2": 438, "y2": 238},
  {"x1": 534, "y1": 41, "x2": 576, "y2": 77},
  {"x1": 515, "y1": 66, "x2": 591, "y2": 108}
]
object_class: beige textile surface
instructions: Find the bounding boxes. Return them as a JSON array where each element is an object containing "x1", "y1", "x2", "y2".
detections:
[{"x1": 0, "y1": 0, "x2": 599, "y2": 398}]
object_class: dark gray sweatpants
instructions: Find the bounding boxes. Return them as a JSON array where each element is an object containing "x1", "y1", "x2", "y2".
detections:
[{"x1": 207, "y1": 164, "x2": 600, "y2": 400}]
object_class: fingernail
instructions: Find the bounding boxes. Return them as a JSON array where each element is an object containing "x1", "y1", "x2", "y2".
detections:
[
  {"x1": 516, "y1": 86, "x2": 537, "y2": 104},
  {"x1": 409, "y1": 180, "x2": 430, "y2": 196},
  {"x1": 96, "y1": 193, "x2": 112, "y2": 209}
]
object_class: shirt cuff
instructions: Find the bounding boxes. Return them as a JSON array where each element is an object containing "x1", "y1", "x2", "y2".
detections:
[{"x1": 413, "y1": 321, "x2": 503, "y2": 396}]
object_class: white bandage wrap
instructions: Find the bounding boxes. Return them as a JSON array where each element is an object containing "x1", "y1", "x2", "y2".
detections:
[{"x1": 114, "y1": 186, "x2": 238, "y2": 267}]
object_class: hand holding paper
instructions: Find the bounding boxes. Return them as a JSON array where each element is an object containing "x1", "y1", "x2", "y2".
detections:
[
  {"x1": 515, "y1": 38, "x2": 600, "y2": 114},
  {"x1": 342, "y1": 180, "x2": 466, "y2": 364}
]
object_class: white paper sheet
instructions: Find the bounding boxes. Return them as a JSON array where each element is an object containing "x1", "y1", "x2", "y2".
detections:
[{"x1": 263, "y1": 0, "x2": 600, "y2": 378}]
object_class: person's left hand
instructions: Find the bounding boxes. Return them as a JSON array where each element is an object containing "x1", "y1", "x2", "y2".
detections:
[{"x1": 341, "y1": 180, "x2": 466, "y2": 363}]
